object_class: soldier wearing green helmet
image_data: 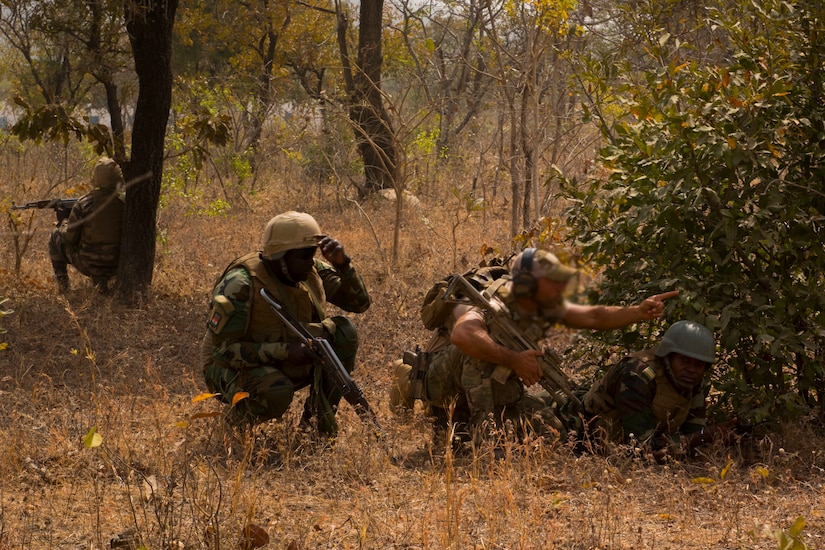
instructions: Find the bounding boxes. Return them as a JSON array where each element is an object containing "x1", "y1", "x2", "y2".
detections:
[
  {"x1": 201, "y1": 211, "x2": 371, "y2": 436},
  {"x1": 580, "y1": 320, "x2": 735, "y2": 460}
]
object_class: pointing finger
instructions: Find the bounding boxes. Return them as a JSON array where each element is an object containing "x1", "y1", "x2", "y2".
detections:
[{"x1": 651, "y1": 290, "x2": 679, "y2": 302}]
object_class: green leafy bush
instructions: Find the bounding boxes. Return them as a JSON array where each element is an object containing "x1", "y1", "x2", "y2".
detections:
[{"x1": 563, "y1": 1, "x2": 825, "y2": 420}]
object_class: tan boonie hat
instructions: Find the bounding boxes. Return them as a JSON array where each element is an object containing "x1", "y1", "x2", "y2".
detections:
[
  {"x1": 262, "y1": 211, "x2": 323, "y2": 260},
  {"x1": 93, "y1": 157, "x2": 124, "y2": 190},
  {"x1": 511, "y1": 249, "x2": 577, "y2": 283}
]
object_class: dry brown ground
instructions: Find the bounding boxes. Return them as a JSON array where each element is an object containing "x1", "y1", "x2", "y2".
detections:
[{"x1": 1, "y1": 185, "x2": 824, "y2": 549}]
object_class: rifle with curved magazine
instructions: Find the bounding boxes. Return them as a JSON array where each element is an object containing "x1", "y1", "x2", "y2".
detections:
[{"x1": 259, "y1": 288, "x2": 386, "y2": 441}]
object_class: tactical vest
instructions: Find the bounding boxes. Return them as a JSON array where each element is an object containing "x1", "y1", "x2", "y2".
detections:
[
  {"x1": 82, "y1": 188, "x2": 124, "y2": 246},
  {"x1": 584, "y1": 350, "x2": 696, "y2": 441},
  {"x1": 226, "y1": 252, "x2": 327, "y2": 344}
]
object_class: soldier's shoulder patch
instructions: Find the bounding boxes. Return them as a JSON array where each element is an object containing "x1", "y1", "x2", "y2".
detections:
[
  {"x1": 207, "y1": 295, "x2": 235, "y2": 333},
  {"x1": 640, "y1": 365, "x2": 656, "y2": 384}
]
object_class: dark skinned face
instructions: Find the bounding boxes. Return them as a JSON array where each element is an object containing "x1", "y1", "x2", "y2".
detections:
[
  {"x1": 283, "y1": 247, "x2": 317, "y2": 282},
  {"x1": 669, "y1": 353, "x2": 709, "y2": 388}
]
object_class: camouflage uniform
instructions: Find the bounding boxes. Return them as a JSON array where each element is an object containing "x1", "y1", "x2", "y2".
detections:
[
  {"x1": 581, "y1": 350, "x2": 707, "y2": 454},
  {"x1": 49, "y1": 158, "x2": 124, "y2": 291},
  {"x1": 201, "y1": 251, "x2": 370, "y2": 434},
  {"x1": 424, "y1": 281, "x2": 567, "y2": 436}
]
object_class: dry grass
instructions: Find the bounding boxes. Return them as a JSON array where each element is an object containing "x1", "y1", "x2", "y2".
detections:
[{"x1": 2, "y1": 163, "x2": 824, "y2": 549}]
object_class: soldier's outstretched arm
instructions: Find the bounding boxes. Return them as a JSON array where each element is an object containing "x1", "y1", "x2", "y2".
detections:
[{"x1": 563, "y1": 290, "x2": 679, "y2": 330}]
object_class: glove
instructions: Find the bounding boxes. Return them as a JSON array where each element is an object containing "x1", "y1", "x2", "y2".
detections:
[{"x1": 287, "y1": 343, "x2": 314, "y2": 365}]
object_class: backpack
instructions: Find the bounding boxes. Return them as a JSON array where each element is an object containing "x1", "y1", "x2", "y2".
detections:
[{"x1": 420, "y1": 261, "x2": 511, "y2": 331}]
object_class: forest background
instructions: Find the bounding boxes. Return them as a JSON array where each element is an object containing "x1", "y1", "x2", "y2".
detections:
[{"x1": 0, "y1": 0, "x2": 824, "y2": 548}]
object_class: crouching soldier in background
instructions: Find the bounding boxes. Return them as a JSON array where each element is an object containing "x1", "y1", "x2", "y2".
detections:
[
  {"x1": 201, "y1": 211, "x2": 371, "y2": 437},
  {"x1": 573, "y1": 320, "x2": 737, "y2": 461},
  {"x1": 48, "y1": 157, "x2": 125, "y2": 294}
]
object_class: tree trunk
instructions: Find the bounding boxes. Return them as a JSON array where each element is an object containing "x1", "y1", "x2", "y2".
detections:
[
  {"x1": 247, "y1": 22, "x2": 281, "y2": 174},
  {"x1": 520, "y1": 75, "x2": 538, "y2": 227},
  {"x1": 350, "y1": 0, "x2": 397, "y2": 197},
  {"x1": 116, "y1": 0, "x2": 178, "y2": 301},
  {"x1": 102, "y1": 78, "x2": 127, "y2": 161},
  {"x1": 86, "y1": 0, "x2": 127, "y2": 161}
]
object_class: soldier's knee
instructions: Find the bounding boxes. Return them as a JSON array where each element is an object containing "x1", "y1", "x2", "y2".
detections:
[
  {"x1": 423, "y1": 349, "x2": 459, "y2": 407},
  {"x1": 250, "y1": 373, "x2": 296, "y2": 420},
  {"x1": 326, "y1": 315, "x2": 358, "y2": 371},
  {"x1": 328, "y1": 315, "x2": 357, "y2": 345},
  {"x1": 48, "y1": 230, "x2": 67, "y2": 263}
]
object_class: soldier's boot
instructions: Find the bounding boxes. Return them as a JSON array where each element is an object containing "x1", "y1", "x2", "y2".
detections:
[
  {"x1": 430, "y1": 406, "x2": 471, "y2": 453},
  {"x1": 92, "y1": 276, "x2": 111, "y2": 295},
  {"x1": 298, "y1": 405, "x2": 315, "y2": 432},
  {"x1": 389, "y1": 359, "x2": 414, "y2": 415},
  {"x1": 52, "y1": 261, "x2": 69, "y2": 294},
  {"x1": 298, "y1": 400, "x2": 338, "y2": 447}
]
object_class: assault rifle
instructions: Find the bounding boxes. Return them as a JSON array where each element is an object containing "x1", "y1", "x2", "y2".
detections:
[
  {"x1": 11, "y1": 198, "x2": 78, "y2": 224},
  {"x1": 441, "y1": 273, "x2": 582, "y2": 410},
  {"x1": 259, "y1": 288, "x2": 386, "y2": 441}
]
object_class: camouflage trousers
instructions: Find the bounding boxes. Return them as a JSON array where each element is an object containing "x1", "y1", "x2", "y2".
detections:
[
  {"x1": 49, "y1": 226, "x2": 119, "y2": 280},
  {"x1": 203, "y1": 315, "x2": 359, "y2": 436},
  {"x1": 423, "y1": 344, "x2": 564, "y2": 438}
]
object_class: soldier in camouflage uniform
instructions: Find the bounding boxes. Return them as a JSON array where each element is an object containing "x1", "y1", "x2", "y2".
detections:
[
  {"x1": 201, "y1": 211, "x2": 371, "y2": 435},
  {"x1": 48, "y1": 157, "x2": 125, "y2": 293},
  {"x1": 410, "y1": 248, "x2": 677, "y2": 445},
  {"x1": 579, "y1": 320, "x2": 733, "y2": 460}
]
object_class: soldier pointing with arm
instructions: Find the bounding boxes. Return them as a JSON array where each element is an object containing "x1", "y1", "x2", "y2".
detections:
[
  {"x1": 409, "y1": 248, "x2": 677, "y2": 449},
  {"x1": 450, "y1": 287, "x2": 679, "y2": 390}
]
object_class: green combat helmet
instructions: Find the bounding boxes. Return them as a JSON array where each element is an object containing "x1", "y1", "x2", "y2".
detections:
[
  {"x1": 262, "y1": 211, "x2": 323, "y2": 260},
  {"x1": 654, "y1": 320, "x2": 715, "y2": 364}
]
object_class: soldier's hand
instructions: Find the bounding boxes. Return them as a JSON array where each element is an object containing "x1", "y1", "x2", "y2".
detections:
[
  {"x1": 684, "y1": 418, "x2": 739, "y2": 451},
  {"x1": 638, "y1": 290, "x2": 679, "y2": 319},
  {"x1": 287, "y1": 343, "x2": 314, "y2": 365},
  {"x1": 512, "y1": 349, "x2": 544, "y2": 387},
  {"x1": 318, "y1": 236, "x2": 351, "y2": 269}
]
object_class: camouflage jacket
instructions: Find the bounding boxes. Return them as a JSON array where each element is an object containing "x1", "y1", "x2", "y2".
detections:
[
  {"x1": 202, "y1": 251, "x2": 370, "y2": 371},
  {"x1": 61, "y1": 187, "x2": 124, "y2": 267},
  {"x1": 583, "y1": 350, "x2": 707, "y2": 452}
]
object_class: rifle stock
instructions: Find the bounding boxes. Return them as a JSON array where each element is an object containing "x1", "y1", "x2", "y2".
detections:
[
  {"x1": 441, "y1": 274, "x2": 582, "y2": 409},
  {"x1": 258, "y1": 288, "x2": 386, "y2": 440}
]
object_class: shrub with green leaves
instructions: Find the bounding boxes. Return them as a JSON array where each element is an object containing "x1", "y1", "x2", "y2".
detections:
[{"x1": 563, "y1": 1, "x2": 825, "y2": 420}]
